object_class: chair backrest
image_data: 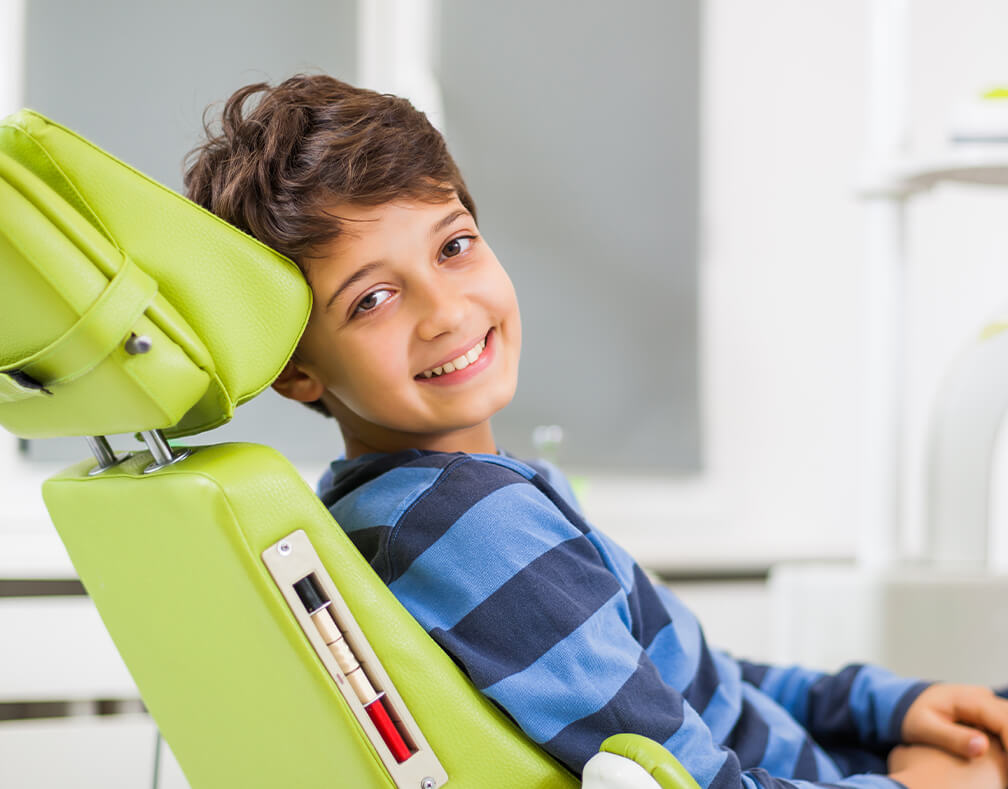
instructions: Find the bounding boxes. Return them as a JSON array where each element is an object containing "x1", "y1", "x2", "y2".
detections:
[
  {"x1": 0, "y1": 109, "x2": 309, "y2": 437},
  {"x1": 0, "y1": 110, "x2": 577, "y2": 788}
]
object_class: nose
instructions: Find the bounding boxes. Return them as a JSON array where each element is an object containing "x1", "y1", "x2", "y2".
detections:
[{"x1": 415, "y1": 275, "x2": 468, "y2": 341}]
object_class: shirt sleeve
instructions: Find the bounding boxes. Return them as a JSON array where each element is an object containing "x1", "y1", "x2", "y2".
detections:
[
  {"x1": 735, "y1": 659, "x2": 929, "y2": 752},
  {"x1": 378, "y1": 458, "x2": 903, "y2": 789}
]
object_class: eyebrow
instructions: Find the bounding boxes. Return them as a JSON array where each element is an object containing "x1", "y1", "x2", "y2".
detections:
[{"x1": 431, "y1": 208, "x2": 469, "y2": 237}]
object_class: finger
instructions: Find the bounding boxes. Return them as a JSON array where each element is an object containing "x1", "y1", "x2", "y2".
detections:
[
  {"x1": 916, "y1": 714, "x2": 989, "y2": 757},
  {"x1": 954, "y1": 694, "x2": 1008, "y2": 752}
]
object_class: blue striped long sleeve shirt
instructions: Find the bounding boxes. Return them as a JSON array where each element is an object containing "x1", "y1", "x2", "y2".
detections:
[{"x1": 318, "y1": 450, "x2": 927, "y2": 788}]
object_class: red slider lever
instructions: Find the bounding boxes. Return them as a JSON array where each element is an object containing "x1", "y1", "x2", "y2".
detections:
[{"x1": 365, "y1": 695, "x2": 412, "y2": 763}]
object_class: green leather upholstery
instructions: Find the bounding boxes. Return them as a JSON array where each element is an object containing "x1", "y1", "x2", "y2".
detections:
[
  {"x1": 0, "y1": 110, "x2": 309, "y2": 438},
  {"x1": 44, "y1": 444, "x2": 576, "y2": 788}
]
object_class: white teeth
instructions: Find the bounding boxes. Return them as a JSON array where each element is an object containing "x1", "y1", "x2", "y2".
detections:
[{"x1": 421, "y1": 337, "x2": 488, "y2": 378}]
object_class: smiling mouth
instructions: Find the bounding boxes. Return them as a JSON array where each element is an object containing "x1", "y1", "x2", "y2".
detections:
[{"x1": 416, "y1": 332, "x2": 490, "y2": 379}]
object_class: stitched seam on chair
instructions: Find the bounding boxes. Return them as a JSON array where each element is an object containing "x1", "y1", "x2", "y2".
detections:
[
  {"x1": 137, "y1": 464, "x2": 394, "y2": 778},
  {"x1": 21, "y1": 256, "x2": 157, "y2": 386},
  {"x1": 204, "y1": 466, "x2": 397, "y2": 777},
  {"x1": 8, "y1": 120, "x2": 118, "y2": 247},
  {"x1": 5, "y1": 115, "x2": 309, "y2": 418},
  {"x1": 15, "y1": 111, "x2": 304, "y2": 265}
]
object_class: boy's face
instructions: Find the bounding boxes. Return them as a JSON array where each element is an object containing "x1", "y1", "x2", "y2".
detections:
[{"x1": 274, "y1": 195, "x2": 521, "y2": 458}]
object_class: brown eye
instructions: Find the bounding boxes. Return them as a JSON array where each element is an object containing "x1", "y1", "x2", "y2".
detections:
[
  {"x1": 441, "y1": 236, "x2": 474, "y2": 259},
  {"x1": 354, "y1": 288, "x2": 393, "y2": 315}
]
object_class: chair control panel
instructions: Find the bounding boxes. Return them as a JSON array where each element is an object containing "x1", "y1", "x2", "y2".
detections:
[{"x1": 263, "y1": 530, "x2": 449, "y2": 788}]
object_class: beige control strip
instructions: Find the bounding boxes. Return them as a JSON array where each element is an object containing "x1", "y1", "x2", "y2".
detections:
[{"x1": 263, "y1": 529, "x2": 448, "y2": 789}]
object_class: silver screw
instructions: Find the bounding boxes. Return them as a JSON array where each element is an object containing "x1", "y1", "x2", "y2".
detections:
[
  {"x1": 277, "y1": 541, "x2": 292, "y2": 556},
  {"x1": 420, "y1": 779, "x2": 436, "y2": 789},
  {"x1": 124, "y1": 334, "x2": 153, "y2": 355}
]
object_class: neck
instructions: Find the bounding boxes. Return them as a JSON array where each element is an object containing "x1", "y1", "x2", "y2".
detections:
[{"x1": 340, "y1": 421, "x2": 498, "y2": 460}]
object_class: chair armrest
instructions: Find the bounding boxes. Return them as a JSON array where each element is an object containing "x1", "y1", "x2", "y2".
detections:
[{"x1": 581, "y1": 734, "x2": 701, "y2": 789}]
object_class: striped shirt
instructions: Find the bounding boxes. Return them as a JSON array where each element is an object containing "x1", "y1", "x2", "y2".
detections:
[{"x1": 318, "y1": 450, "x2": 926, "y2": 788}]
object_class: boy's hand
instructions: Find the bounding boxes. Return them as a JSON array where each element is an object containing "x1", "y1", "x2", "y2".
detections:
[
  {"x1": 888, "y1": 741, "x2": 1007, "y2": 789},
  {"x1": 902, "y1": 684, "x2": 1008, "y2": 758}
]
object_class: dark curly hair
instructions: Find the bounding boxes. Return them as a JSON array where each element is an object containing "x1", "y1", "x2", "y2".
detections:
[{"x1": 183, "y1": 74, "x2": 477, "y2": 416}]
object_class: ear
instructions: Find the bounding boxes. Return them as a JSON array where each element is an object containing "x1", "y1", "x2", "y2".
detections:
[{"x1": 272, "y1": 360, "x2": 326, "y2": 403}]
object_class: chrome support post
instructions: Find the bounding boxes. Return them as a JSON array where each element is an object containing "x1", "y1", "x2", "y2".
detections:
[
  {"x1": 140, "y1": 429, "x2": 192, "y2": 474},
  {"x1": 85, "y1": 435, "x2": 125, "y2": 475}
]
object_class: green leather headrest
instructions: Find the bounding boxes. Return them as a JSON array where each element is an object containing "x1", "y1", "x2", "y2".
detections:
[{"x1": 0, "y1": 110, "x2": 311, "y2": 439}]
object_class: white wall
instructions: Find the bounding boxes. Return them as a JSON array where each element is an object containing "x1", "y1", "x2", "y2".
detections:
[
  {"x1": 693, "y1": 0, "x2": 1008, "y2": 568},
  {"x1": 903, "y1": 1, "x2": 1008, "y2": 562},
  {"x1": 698, "y1": 0, "x2": 869, "y2": 563},
  {"x1": 0, "y1": 0, "x2": 24, "y2": 117}
]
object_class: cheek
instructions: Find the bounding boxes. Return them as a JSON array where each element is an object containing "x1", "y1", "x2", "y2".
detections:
[
  {"x1": 483, "y1": 266, "x2": 520, "y2": 322},
  {"x1": 325, "y1": 336, "x2": 409, "y2": 403},
  {"x1": 498, "y1": 280, "x2": 522, "y2": 355},
  {"x1": 478, "y1": 269, "x2": 521, "y2": 378},
  {"x1": 511, "y1": 306, "x2": 522, "y2": 355}
]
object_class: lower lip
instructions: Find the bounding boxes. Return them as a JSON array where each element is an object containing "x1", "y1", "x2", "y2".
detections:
[{"x1": 417, "y1": 330, "x2": 496, "y2": 386}]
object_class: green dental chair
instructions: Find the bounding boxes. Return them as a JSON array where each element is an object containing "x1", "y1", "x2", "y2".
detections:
[{"x1": 0, "y1": 109, "x2": 697, "y2": 789}]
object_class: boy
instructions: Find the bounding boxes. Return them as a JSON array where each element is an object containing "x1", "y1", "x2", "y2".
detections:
[{"x1": 185, "y1": 74, "x2": 1008, "y2": 789}]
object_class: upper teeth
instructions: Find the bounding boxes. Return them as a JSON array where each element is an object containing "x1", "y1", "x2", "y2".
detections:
[{"x1": 422, "y1": 338, "x2": 487, "y2": 378}]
